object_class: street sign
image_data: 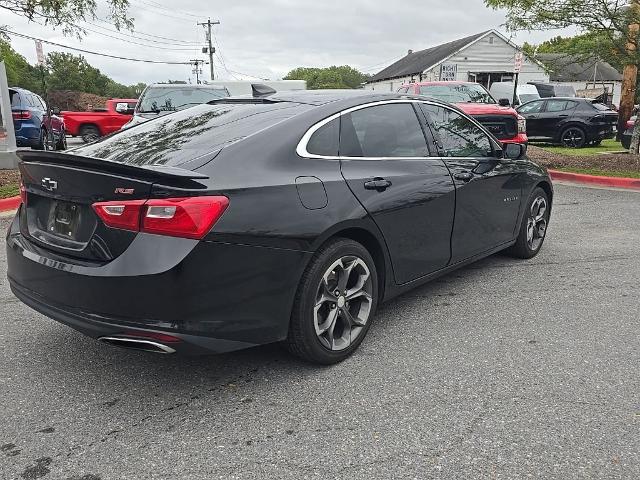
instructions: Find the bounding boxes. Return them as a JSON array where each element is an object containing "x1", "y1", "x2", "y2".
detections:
[
  {"x1": 514, "y1": 52, "x2": 524, "y2": 73},
  {"x1": 35, "y1": 40, "x2": 45, "y2": 66},
  {"x1": 440, "y1": 63, "x2": 457, "y2": 82}
]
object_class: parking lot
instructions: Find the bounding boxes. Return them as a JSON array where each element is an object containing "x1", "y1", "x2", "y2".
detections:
[{"x1": 1, "y1": 183, "x2": 638, "y2": 480}]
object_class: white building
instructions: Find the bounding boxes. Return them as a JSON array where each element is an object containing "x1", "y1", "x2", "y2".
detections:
[{"x1": 365, "y1": 30, "x2": 549, "y2": 92}]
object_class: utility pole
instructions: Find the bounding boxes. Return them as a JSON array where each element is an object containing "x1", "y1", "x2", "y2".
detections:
[
  {"x1": 619, "y1": 0, "x2": 640, "y2": 141},
  {"x1": 190, "y1": 59, "x2": 204, "y2": 84},
  {"x1": 197, "y1": 18, "x2": 220, "y2": 81}
]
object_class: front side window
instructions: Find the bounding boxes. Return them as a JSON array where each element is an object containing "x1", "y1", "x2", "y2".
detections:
[
  {"x1": 518, "y1": 101, "x2": 544, "y2": 114},
  {"x1": 340, "y1": 103, "x2": 428, "y2": 157},
  {"x1": 546, "y1": 100, "x2": 576, "y2": 112},
  {"x1": 420, "y1": 104, "x2": 492, "y2": 158}
]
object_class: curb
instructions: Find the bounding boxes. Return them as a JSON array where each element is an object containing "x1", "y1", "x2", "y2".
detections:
[
  {"x1": 0, "y1": 195, "x2": 21, "y2": 213},
  {"x1": 549, "y1": 169, "x2": 640, "y2": 190}
]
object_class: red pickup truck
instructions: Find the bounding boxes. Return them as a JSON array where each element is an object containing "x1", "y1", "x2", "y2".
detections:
[
  {"x1": 62, "y1": 99, "x2": 138, "y2": 143},
  {"x1": 399, "y1": 82, "x2": 528, "y2": 146}
]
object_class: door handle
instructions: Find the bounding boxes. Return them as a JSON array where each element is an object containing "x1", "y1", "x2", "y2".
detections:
[
  {"x1": 364, "y1": 178, "x2": 392, "y2": 191},
  {"x1": 528, "y1": 115, "x2": 538, "y2": 119},
  {"x1": 558, "y1": 114, "x2": 569, "y2": 117},
  {"x1": 454, "y1": 172, "x2": 474, "y2": 182}
]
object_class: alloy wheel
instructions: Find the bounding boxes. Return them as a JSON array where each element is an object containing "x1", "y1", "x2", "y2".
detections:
[
  {"x1": 314, "y1": 256, "x2": 373, "y2": 351},
  {"x1": 526, "y1": 196, "x2": 548, "y2": 251},
  {"x1": 561, "y1": 128, "x2": 585, "y2": 148}
]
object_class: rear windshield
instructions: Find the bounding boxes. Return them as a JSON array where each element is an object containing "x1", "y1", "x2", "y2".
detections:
[
  {"x1": 71, "y1": 101, "x2": 309, "y2": 166},
  {"x1": 419, "y1": 84, "x2": 495, "y2": 104},
  {"x1": 137, "y1": 86, "x2": 230, "y2": 113}
]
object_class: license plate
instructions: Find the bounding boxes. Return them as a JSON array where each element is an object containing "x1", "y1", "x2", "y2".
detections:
[{"x1": 48, "y1": 201, "x2": 81, "y2": 238}]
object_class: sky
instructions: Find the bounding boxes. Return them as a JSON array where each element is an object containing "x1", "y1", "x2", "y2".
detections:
[{"x1": 1, "y1": 0, "x2": 577, "y2": 86}]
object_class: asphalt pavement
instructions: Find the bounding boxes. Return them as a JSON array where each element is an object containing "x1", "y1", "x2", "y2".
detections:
[{"x1": 1, "y1": 183, "x2": 639, "y2": 480}]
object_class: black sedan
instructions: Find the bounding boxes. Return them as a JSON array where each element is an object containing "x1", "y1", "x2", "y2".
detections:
[
  {"x1": 7, "y1": 90, "x2": 553, "y2": 364},
  {"x1": 517, "y1": 97, "x2": 618, "y2": 148}
]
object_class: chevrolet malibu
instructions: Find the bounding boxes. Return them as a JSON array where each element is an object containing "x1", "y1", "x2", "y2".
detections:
[{"x1": 7, "y1": 90, "x2": 552, "y2": 364}]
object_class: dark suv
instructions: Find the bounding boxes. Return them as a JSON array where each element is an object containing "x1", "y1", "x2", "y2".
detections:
[
  {"x1": 516, "y1": 97, "x2": 618, "y2": 148},
  {"x1": 10, "y1": 87, "x2": 66, "y2": 150}
]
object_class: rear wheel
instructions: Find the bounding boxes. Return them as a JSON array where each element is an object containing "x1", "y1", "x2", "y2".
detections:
[
  {"x1": 80, "y1": 125, "x2": 100, "y2": 143},
  {"x1": 560, "y1": 126, "x2": 586, "y2": 148},
  {"x1": 505, "y1": 187, "x2": 550, "y2": 259},
  {"x1": 55, "y1": 134, "x2": 67, "y2": 151},
  {"x1": 34, "y1": 128, "x2": 50, "y2": 150},
  {"x1": 286, "y1": 238, "x2": 378, "y2": 364}
]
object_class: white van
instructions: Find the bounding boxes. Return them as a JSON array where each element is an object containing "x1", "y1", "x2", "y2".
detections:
[{"x1": 489, "y1": 82, "x2": 540, "y2": 106}]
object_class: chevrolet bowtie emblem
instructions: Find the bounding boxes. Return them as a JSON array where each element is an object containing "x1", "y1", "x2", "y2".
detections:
[{"x1": 41, "y1": 178, "x2": 58, "y2": 192}]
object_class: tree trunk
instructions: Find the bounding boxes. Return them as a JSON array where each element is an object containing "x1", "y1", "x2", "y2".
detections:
[
  {"x1": 618, "y1": 2, "x2": 640, "y2": 139},
  {"x1": 630, "y1": 116, "x2": 640, "y2": 154}
]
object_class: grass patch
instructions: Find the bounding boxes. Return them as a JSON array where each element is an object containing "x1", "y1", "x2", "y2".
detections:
[
  {"x1": 533, "y1": 139, "x2": 626, "y2": 156},
  {"x1": 554, "y1": 167, "x2": 640, "y2": 179},
  {"x1": 0, "y1": 184, "x2": 19, "y2": 199}
]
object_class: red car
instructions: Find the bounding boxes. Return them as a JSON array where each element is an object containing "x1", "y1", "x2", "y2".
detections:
[
  {"x1": 400, "y1": 82, "x2": 528, "y2": 145},
  {"x1": 62, "y1": 99, "x2": 138, "y2": 143}
]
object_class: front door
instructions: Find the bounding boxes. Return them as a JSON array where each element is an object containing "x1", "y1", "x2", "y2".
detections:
[
  {"x1": 419, "y1": 103, "x2": 522, "y2": 263},
  {"x1": 516, "y1": 99, "x2": 546, "y2": 137},
  {"x1": 339, "y1": 102, "x2": 456, "y2": 284}
]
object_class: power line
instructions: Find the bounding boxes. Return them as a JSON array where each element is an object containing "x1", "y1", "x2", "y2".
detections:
[
  {"x1": 79, "y1": 24, "x2": 199, "y2": 50},
  {"x1": 129, "y1": 0, "x2": 200, "y2": 22},
  {"x1": 1, "y1": 28, "x2": 192, "y2": 65},
  {"x1": 87, "y1": 21, "x2": 201, "y2": 46},
  {"x1": 136, "y1": 0, "x2": 200, "y2": 18}
]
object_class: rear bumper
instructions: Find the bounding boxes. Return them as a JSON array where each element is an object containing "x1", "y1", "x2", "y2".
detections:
[{"x1": 6, "y1": 213, "x2": 311, "y2": 354}]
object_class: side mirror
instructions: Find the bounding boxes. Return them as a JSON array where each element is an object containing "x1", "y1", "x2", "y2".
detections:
[
  {"x1": 498, "y1": 98, "x2": 511, "y2": 107},
  {"x1": 502, "y1": 143, "x2": 526, "y2": 160},
  {"x1": 51, "y1": 107, "x2": 61, "y2": 115},
  {"x1": 115, "y1": 102, "x2": 129, "y2": 113}
]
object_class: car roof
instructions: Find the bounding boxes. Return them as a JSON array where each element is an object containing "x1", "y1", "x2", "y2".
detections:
[{"x1": 147, "y1": 83, "x2": 228, "y2": 90}]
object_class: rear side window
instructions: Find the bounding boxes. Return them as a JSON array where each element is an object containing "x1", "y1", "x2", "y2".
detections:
[
  {"x1": 340, "y1": 103, "x2": 428, "y2": 157},
  {"x1": 591, "y1": 102, "x2": 610, "y2": 111},
  {"x1": 306, "y1": 118, "x2": 339, "y2": 156}
]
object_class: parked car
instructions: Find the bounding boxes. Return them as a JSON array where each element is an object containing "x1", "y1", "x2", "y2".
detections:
[
  {"x1": 400, "y1": 81, "x2": 528, "y2": 146},
  {"x1": 489, "y1": 82, "x2": 541, "y2": 106},
  {"x1": 61, "y1": 99, "x2": 137, "y2": 143},
  {"x1": 8, "y1": 90, "x2": 552, "y2": 364},
  {"x1": 621, "y1": 116, "x2": 636, "y2": 149},
  {"x1": 528, "y1": 82, "x2": 577, "y2": 98},
  {"x1": 122, "y1": 84, "x2": 230, "y2": 129},
  {"x1": 10, "y1": 87, "x2": 66, "y2": 150},
  {"x1": 517, "y1": 97, "x2": 618, "y2": 148}
]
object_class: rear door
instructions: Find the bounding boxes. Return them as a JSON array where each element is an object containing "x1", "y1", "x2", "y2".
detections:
[
  {"x1": 338, "y1": 101, "x2": 456, "y2": 284},
  {"x1": 419, "y1": 103, "x2": 521, "y2": 263},
  {"x1": 537, "y1": 99, "x2": 579, "y2": 137}
]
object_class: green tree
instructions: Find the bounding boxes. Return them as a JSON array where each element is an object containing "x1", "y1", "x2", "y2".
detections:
[
  {"x1": 0, "y1": 0, "x2": 133, "y2": 36},
  {"x1": 284, "y1": 66, "x2": 370, "y2": 89},
  {"x1": 0, "y1": 39, "x2": 43, "y2": 93}
]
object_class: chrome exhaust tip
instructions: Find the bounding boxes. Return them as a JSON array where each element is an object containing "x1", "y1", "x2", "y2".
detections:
[{"x1": 98, "y1": 336, "x2": 176, "y2": 354}]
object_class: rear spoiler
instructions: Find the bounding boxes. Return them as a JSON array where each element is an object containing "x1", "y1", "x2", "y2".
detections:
[{"x1": 16, "y1": 150, "x2": 209, "y2": 181}]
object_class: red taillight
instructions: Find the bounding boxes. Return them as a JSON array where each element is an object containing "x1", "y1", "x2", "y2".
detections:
[
  {"x1": 92, "y1": 200, "x2": 146, "y2": 232},
  {"x1": 12, "y1": 110, "x2": 31, "y2": 120},
  {"x1": 91, "y1": 196, "x2": 229, "y2": 239}
]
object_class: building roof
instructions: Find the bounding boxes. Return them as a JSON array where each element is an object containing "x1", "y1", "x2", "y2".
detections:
[
  {"x1": 537, "y1": 53, "x2": 622, "y2": 82},
  {"x1": 371, "y1": 31, "x2": 491, "y2": 82}
]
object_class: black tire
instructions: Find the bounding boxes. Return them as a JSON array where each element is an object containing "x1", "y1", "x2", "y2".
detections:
[
  {"x1": 80, "y1": 125, "x2": 100, "y2": 143},
  {"x1": 285, "y1": 238, "x2": 378, "y2": 365},
  {"x1": 33, "y1": 128, "x2": 47, "y2": 150},
  {"x1": 560, "y1": 126, "x2": 586, "y2": 148},
  {"x1": 505, "y1": 187, "x2": 550, "y2": 259}
]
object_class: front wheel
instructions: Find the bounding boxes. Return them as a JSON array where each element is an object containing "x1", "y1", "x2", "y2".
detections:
[
  {"x1": 505, "y1": 187, "x2": 550, "y2": 259},
  {"x1": 285, "y1": 238, "x2": 378, "y2": 364}
]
